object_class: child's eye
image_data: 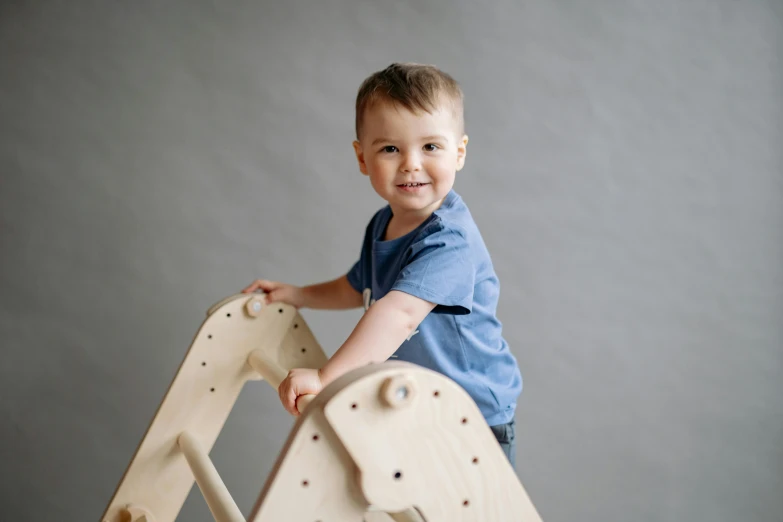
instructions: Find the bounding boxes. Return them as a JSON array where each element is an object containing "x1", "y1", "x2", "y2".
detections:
[
  {"x1": 423, "y1": 143, "x2": 439, "y2": 152},
  {"x1": 382, "y1": 145, "x2": 398, "y2": 153}
]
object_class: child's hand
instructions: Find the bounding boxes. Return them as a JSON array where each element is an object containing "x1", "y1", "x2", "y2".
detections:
[
  {"x1": 241, "y1": 279, "x2": 305, "y2": 309},
  {"x1": 278, "y1": 368, "x2": 324, "y2": 416}
]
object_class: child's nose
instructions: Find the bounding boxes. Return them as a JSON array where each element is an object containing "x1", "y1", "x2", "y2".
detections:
[{"x1": 401, "y1": 153, "x2": 422, "y2": 172}]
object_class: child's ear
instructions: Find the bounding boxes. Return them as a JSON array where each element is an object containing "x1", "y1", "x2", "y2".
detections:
[
  {"x1": 352, "y1": 140, "x2": 368, "y2": 175},
  {"x1": 456, "y1": 134, "x2": 469, "y2": 171}
]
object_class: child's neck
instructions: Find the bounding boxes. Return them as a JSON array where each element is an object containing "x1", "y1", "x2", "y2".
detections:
[
  {"x1": 384, "y1": 199, "x2": 444, "y2": 241},
  {"x1": 384, "y1": 214, "x2": 427, "y2": 241}
]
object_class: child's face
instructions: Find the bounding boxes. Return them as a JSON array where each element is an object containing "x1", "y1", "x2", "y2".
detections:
[{"x1": 353, "y1": 100, "x2": 468, "y2": 218}]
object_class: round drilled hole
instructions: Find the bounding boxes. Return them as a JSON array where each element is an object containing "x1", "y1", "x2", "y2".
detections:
[
  {"x1": 208, "y1": 334, "x2": 213, "y2": 339},
  {"x1": 294, "y1": 323, "x2": 299, "y2": 328},
  {"x1": 302, "y1": 480, "x2": 309, "y2": 487},
  {"x1": 312, "y1": 434, "x2": 319, "y2": 441},
  {"x1": 226, "y1": 313, "x2": 231, "y2": 318},
  {"x1": 461, "y1": 417, "x2": 468, "y2": 424},
  {"x1": 351, "y1": 403, "x2": 358, "y2": 410},
  {"x1": 433, "y1": 390, "x2": 440, "y2": 397},
  {"x1": 472, "y1": 457, "x2": 479, "y2": 464},
  {"x1": 201, "y1": 362, "x2": 206, "y2": 366},
  {"x1": 394, "y1": 471, "x2": 403, "y2": 480},
  {"x1": 301, "y1": 347, "x2": 307, "y2": 353},
  {"x1": 279, "y1": 308, "x2": 283, "y2": 313},
  {"x1": 210, "y1": 387, "x2": 215, "y2": 392},
  {"x1": 463, "y1": 500, "x2": 470, "y2": 507}
]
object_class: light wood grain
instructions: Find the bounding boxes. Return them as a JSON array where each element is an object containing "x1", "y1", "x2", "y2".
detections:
[
  {"x1": 324, "y1": 362, "x2": 543, "y2": 521},
  {"x1": 101, "y1": 294, "x2": 327, "y2": 522},
  {"x1": 247, "y1": 403, "x2": 369, "y2": 521},
  {"x1": 251, "y1": 361, "x2": 542, "y2": 521}
]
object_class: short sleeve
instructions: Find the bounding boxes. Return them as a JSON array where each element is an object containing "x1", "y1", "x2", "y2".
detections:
[
  {"x1": 346, "y1": 259, "x2": 362, "y2": 293},
  {"x1": 391, "y1": 224, "x2": 475, "y2": 315},
  {"x1": 346, "y1": 214, "x2": 378, "y2": 294}
]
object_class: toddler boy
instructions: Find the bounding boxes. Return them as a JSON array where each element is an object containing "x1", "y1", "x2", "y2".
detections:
[{"x1": 242, "y1": 63, "x2": 522, "y2": 467}]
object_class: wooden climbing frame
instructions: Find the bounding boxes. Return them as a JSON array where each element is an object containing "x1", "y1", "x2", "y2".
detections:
[{"x1": 100, "y1": 293, "x2": 544, "y2": 522}]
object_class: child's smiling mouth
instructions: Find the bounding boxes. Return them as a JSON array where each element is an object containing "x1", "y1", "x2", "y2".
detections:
[{"x1": 397, "y1": 182, "x2": 430, "y2": 192}]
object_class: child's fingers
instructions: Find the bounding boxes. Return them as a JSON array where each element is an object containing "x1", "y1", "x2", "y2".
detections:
[
  {"x1": 265, "y1": 289, "x2": 285, "y2": 304},
  {"x1": 278, "y1": 379, "x2": 300, "y2": 416},
  {"x1": 242, "y1": 279, "x2": 275, "y2": 294}
]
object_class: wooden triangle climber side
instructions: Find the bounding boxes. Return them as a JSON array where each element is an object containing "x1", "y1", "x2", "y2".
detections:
[
  {"x1": 250, "y1": 361, "x2": 543, "y2": 521},
  {"x1": 100, "y1": 294, "x2": 329, "y2": 522}
]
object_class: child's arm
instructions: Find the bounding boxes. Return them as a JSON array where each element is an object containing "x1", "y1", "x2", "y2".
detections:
[
  {"x1": 319, "y1": 291, "x2": 435, "y2": 384},
  {"x1": 241, "y1": 274, "x2": 363, "y2": 310},
  {"x1": 278, "y1": 290, "x2": 436, "y2": 415},
  {"x1": 301, "y1": 275, "x2": 365, "y2": 310}
]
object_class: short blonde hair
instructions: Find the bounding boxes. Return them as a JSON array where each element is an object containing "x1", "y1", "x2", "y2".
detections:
[{"x1": 355, "y1": 62, "x2": 464, "y2": 139}]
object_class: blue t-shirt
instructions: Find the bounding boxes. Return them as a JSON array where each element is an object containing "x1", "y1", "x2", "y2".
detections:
[{"x1": 346, "y1": 190, "x2": 522, "y2": 426}]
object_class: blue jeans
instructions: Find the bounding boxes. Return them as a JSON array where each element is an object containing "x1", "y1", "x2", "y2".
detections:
[{"x1": 490, "y1": 419, "x2": 516, "y2": 472}]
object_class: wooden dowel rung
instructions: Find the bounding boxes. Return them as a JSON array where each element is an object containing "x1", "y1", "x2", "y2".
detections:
[
  {"x1": 247, "y1": 349, "x2": 316, "y2": 413},
  {"x1": 178, "y1": 431, "x2": 245, "y2": 522}
]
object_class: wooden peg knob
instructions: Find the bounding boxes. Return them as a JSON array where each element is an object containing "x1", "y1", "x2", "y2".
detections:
[
  {"x1": 245, "y1": 296, "x2": 264, "y2": 317},
  {"x1": 380, "y1": 374, "x2": 417, "y2": 409}
]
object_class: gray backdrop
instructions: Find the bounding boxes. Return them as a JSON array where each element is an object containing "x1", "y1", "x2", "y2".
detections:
[{"x1": 1, "y1": 1, "x2": 781, "y2": 521}]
